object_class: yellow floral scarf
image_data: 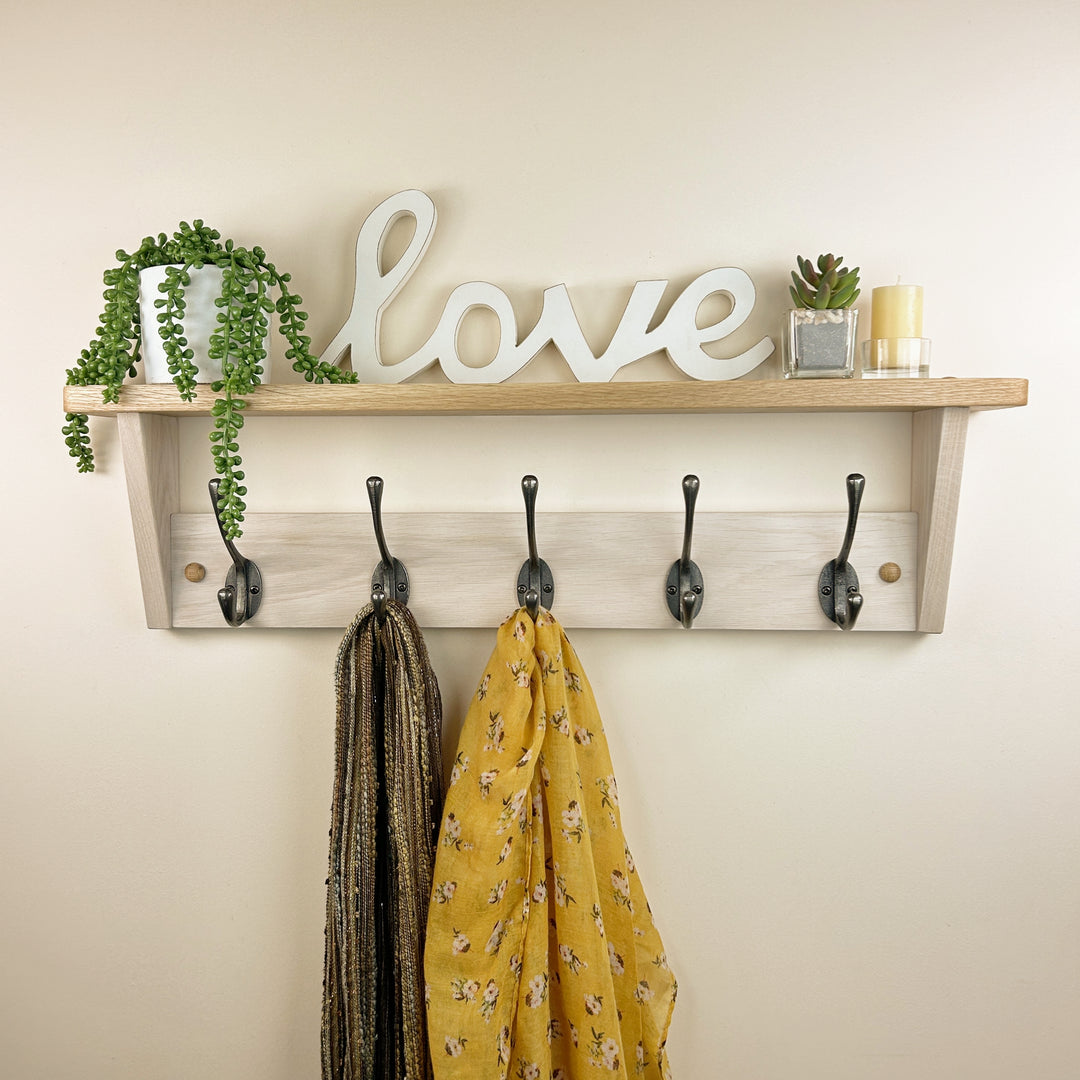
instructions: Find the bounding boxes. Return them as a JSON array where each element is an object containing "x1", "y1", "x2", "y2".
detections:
[{"x1": 425, "y1": 609, "x2": 676, "y2": 1079}]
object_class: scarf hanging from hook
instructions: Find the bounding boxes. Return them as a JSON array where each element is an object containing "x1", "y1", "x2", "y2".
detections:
[
  {"x1": 425, "y1": 608, "x2": 677, "y2": 1078},
  {"x1": 323, "y1": 600, "x2": 445, "y2": 1080}
]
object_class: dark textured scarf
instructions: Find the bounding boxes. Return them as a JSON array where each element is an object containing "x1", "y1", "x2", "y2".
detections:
[{"x1": 323, "y1": 600, "x2": 445, "y2": 1080}]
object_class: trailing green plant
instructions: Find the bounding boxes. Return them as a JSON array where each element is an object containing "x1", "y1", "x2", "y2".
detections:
[
  {"x1": 63, "y1": 221, "x2": 357, "y2": 538},
  {"x1": 789, "y1": 253, "x2": 860, "y2": 310}
]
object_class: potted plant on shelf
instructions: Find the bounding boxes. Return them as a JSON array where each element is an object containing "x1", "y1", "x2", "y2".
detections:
[
  {"x1": 62, "y1": 220, "x2": 357, "y2": 537},
  {"x1": 782, "y1": 253, "x2": 860, "y2": 379}
]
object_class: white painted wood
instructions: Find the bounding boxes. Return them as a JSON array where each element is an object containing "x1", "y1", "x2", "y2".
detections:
[
  {"x1": 911, "y1": 406, "x2": 970, "y2": 633},
  {"x1": 315, "y1": 189, "x2": 774, "y2": 384},
  {"x1": 117, "y1": 413, "x2": 179, "y2": 628},
  {"x1": 170, "y1": 511, "x2": 916, "y2": 631}
]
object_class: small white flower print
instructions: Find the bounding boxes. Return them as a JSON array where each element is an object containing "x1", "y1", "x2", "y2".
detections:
[
  {"x1": 525, "y1": 972, "x2": 548, "y2": 1008},
  {"x1": 507, "y1": 659, "x2": 531, "y2": 688},
  {"x1": 624, "y1": 843, "x2": 636, "y2": 874},
  {"x1": 497, "y1": 836, "x2": 513, "y2": 864},
  {"x1": 488, "y1": 879, "x2": 507, "y2": 904},
  {"x1": 601, "y1": 1036, "x2": 621, "y2": 1070},
  {"x1": 573, "y1": 726, "x2": 593, "y2": 745},
  {"x1": 584, "y1": 993, "x2": 603, "y2": 1015},
  {"x1": 611, "y1": 869, "x2": 631, "y2": 907},
  {"x1": 484, "y1": 711, "x2": 506, "y2": 753},
  {"x1": 444, "y1": 1036, "x2": 466, "y2": 1057},
  {"x1": 496, "y1": 1025, "x2": 511, "y2": 1067},
  {"x1": 553, "y1": 863, "x2": 576, "y2": 907},
  {"x1": 513, "y1": 619, "x2": 528, "y2": 642},
  {"x1": 635, "y1": 1041, "x2": 650, "y2": 1074},
  {"x1": 564, "y1": 669, "x2": 583, "y2": 693},
  {"x1": 558, "y1": 942, "x2": 587, "y2": 974},
  {"x1": 515, "y1": 1061, "x2": 540, "y2": 1080},
  {"x1": 442, "y1": 813, "x2": 463, "y2": 849},
  {"x1": 587, "y1": 1029, "x2": 621, "y2": 1070},
  {"x1": 591, "y1": 903, "x2": 605, "y2": 936},
  {"x1": 508, "y1": 952, "x2": 522, "y2": 977},
  {"x1": 485, "y1": 919, "x2": 507, "y2": 956},
  {"x1": 608, "y1": 941, "x2": 625, "y2": 976},
  {"x1": 478, "y1": 769, "x2": 499, "y2": 798},
  {"x1": 532, "y1": 880, "x2": 547, "y2": 903},
  {"x1": 537, "y1": 650, "x2": 558, "y2": 678},
  {"x1": 477, "y1": 673, "x2": 490, "y2": 701},
  {"x1": 496, "y1": 788, "x2": 529, "y2": 835},
  {"x1": 432, "y1": 880, "x2": 457, "y2": 904},
  {"x1": 451, "y1": 930, "x2": 470, "y2": 955},
  {"x1": 547, "y1": 1018, "x2": 562, "y2": 1044},
  {"x1": 561, "y1": 799, "x2": 584, "y2": 842},
  {"x1": 515, "y1": 747, "x2": 532, "y2": 769},
  {"x1": 450, "y1": 977, "x2": 480, "y2": 1002},
  {"x1": 550, "y1": 708, "x2": 570, "y2": 736},
  {"x1": 633, "y1": 979, "x2": 655, "y2": 1004},
  {"x1": 479, "y1": 977, "x2": 499, "y2": 1022},
  {"x1": 449, "y1": 751, "x2": 469, "y2": 786}
]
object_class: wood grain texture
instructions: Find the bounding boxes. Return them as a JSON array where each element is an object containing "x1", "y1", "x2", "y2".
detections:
[
  {"x1": 911, "y1": 407, "x2": 970, "y2": 633},
  {"x1": 117, "y1": 413, "x2": 178, "y2": 628},
  {"x1": 65, "y1": 378, "x2": 1029, "y2": 417},
  {"x1": 169, "y1": 510, "x2": 917, "y2": 631}
]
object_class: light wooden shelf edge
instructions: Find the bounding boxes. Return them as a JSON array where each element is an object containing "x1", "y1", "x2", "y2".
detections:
[{"x1": 65, "y1": 377, "x2": 1028, "y2": 417}]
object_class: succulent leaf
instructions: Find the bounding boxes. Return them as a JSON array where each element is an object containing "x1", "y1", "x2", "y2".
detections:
[{"x1": 791, "y1": 253, "x2": 860, "y2": 309}]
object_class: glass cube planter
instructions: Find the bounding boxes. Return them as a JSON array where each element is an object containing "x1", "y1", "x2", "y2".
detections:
[{"x1": 782, "y1": 307, "x2": 858, "y2": 379}]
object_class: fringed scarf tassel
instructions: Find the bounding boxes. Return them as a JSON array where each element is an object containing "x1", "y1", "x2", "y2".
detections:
[{"x1": 323, "y1": 600, "x2": 445, "y2": 1080}]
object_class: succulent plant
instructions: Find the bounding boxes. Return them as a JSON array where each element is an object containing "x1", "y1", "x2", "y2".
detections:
[
  {"x1": 789, "y1": 254, "x2": 860, "y2": 310},
  {"x1": 63, "y1": 221, "x2": 358, "y2": 538}
]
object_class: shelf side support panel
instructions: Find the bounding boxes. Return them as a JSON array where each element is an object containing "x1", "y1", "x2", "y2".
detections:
[
  {"x1": 118, "y1": 413, "x2": 178, "y2": 628},
  {"x1": 911, "y1": 406, "x2": 969, "y2": 633}
]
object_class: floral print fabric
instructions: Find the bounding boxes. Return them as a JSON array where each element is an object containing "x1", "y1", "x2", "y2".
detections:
[{"x1": 425, "y1": 609, "x2": 676, "y2": 1078}]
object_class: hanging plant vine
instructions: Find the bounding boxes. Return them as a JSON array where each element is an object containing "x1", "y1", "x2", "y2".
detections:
[{"x1": 63, "y1": 221, "x2": 357, "y2": 537}]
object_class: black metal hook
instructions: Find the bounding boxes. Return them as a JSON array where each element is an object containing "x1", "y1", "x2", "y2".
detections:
[
  {"x1": 367, "y1": 476, "x2": 409, "y2": 621},
  {"x1": 819, "y1": 473, "x2": 865, "y2": 630},
  {"x1": 208, "y1": 478, "x2": 262, "y2": 627},
  {"x1": 665, "y1": 474, "x2": 704, "y2": 628},
  {"x1": 516, "y1": 475, "x2": 554, "y2": 619}
]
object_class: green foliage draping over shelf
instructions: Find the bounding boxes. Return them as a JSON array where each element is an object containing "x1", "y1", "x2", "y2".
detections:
[{"x1": 63, "y1": 221, "x2": 357, "y2": 537}]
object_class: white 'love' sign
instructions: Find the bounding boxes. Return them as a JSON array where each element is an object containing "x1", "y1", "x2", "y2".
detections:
[{"x1": 320, "y1": 189, "x2": 773, "y2": 383}]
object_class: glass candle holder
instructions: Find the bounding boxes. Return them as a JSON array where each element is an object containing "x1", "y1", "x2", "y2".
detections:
[{"x1": 860, "y1": 337, "x2": 931, "y2": 378}]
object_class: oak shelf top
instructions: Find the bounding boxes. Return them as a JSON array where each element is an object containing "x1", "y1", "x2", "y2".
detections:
[{"x1": 64, "y1": 377, "x2": 1028, "y2": 417}]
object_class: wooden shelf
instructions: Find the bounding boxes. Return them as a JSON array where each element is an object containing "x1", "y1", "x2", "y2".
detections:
[
  {"x1": 71, "y1": 377, "x2": 1027, "y2": 633},
  {"x1": 65, "y1": 377, "x2": 1028, "y2": 417}
]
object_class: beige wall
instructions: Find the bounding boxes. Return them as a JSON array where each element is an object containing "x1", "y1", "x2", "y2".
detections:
[{"x1": 2, "y1": 1, "x2": 1078, "y2": 1077}]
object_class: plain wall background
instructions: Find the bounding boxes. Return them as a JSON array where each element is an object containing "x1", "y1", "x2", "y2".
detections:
[{"x1": 2, "y1": 1, "x2": 1077, "y2": 1077}]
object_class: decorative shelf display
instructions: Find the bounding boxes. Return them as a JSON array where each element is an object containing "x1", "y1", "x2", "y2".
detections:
[{"x1": 64, "y1": 377, "x2": 1028, "y2": 634}]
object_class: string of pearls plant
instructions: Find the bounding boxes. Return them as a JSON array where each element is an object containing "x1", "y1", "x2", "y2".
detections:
[{"x1": 63, "y1": 221, "x2": 357, "y2": 538}]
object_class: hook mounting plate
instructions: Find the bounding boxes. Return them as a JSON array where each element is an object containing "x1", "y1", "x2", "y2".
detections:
[
  {"x1": 372, "y1": 556, "x2": 410, "y2": 608},
  {"x1": 665, "y1": 559, "x2": 704, "y2": 627},
  {"x1": 818, "y1": 559, "x2": 860, "y2": 628},
  {"x1": 220, "y1": 558, "x2": 263, "y2": 624},
  {"x1": 516, "y1": 558, "x2": 554, "y2": 613}
]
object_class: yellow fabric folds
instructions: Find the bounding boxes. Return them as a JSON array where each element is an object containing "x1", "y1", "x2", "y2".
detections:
[{"x1": 425, "y1": 609, "x2": 676, "y2": 1079}]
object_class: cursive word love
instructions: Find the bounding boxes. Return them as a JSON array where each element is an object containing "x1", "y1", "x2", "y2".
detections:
[{"x1": 319, "y1": 189, "x2": 773, "y2": 383}]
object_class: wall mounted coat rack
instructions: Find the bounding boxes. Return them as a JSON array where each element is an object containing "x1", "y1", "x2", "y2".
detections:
[{"x1": 63, "y1": 378, "x2": 1028, "y2": 633}]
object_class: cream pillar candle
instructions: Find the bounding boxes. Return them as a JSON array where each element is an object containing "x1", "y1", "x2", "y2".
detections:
[{"x1": 870, "y1": 284, "x2": 923, "y2": 339}]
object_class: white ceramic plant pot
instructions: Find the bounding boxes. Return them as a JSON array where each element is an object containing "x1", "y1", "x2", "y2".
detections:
[{"x1": 138, "y1": 265, "x2": 273, "y2": 384}]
